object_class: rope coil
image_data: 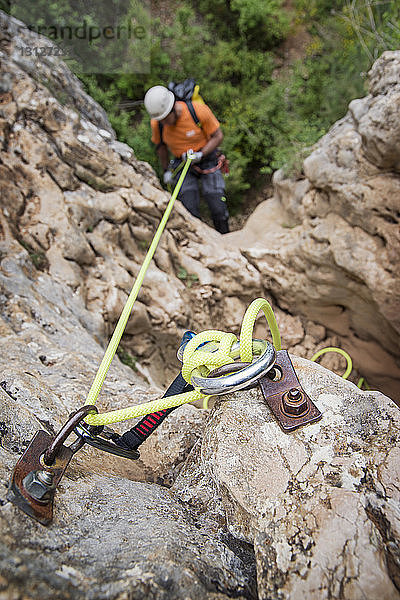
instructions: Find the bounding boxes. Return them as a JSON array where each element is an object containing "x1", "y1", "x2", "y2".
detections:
[
  {"x1": 84, "y1": 298, "x2": 281, "y2": 426},
  {"x1": 310, "y1": 347, "x2": 353, "y2": 379}
]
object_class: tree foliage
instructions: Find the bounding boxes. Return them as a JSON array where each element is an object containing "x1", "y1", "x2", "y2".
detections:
[{"x1": 3, "y1": 0, "x2": 400, "y2": 211}]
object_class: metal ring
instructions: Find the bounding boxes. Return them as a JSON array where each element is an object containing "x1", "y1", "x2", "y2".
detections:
[
  {"x1": 74, "y1": 422, "x2": 140, "y2": 460},
  {"x1": 43, "y1": 405, "x2": 98, "y2": 466},
  {"x1": 208, "y1": 362, "x2": 250, "y2": 378},
  {"x1": 190, "y1": 340, "x2": 276, "y2": 395},
  {"x1": 208, "y1": 362, "x2": 260, "y2": 391}
]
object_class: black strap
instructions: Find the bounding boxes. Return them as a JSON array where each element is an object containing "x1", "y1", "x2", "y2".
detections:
[
  {"x1": 114, "y1": 373, "x2": 193, "y2": 450},
  {"x1": 157, "y1": 101, "x2": 201, "y2": 145},
  {"x1": 158, "y1": 121, "x2": 164, "y2": 144},
  {"x1": 186, "y1": 100, "x2": 201, "y2": 127}
]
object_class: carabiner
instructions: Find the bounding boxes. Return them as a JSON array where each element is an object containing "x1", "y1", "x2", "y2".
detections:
[{"x1": 74, "y1": 421, "x2": 140, "y2": 460}]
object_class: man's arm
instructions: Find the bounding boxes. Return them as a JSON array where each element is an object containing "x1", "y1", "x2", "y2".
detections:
[{"x1": 200, "y1": 127, "x2": 223, "y2": 157}]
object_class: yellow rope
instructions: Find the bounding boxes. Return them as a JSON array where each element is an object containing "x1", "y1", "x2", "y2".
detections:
[
  {"x1": 310, "y1": 347, "x2": 353, "y2": 379},
  {"x1": 85, "y1": 298, "x2": 281, "y2": 426},
  {"x1": 239, "y1": 297, "x2": 281, "y2": 356},
  {"x1": 357, "y1": 377, "x2": 370, "y2": 390},
  {"x1": 83, "y1": 156, "x2": 193, "y2": 416}
]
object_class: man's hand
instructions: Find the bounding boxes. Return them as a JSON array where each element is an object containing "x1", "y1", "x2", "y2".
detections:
[
  {"x1": 181, "y1": 150, "x2": 203, "y2": 163},
  {"x1": 163, "y1": 170, "x2": 174, "y2": 185}
]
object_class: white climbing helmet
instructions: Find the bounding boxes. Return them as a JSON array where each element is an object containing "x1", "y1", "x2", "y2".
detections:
[{"x1": 144, "y1": 85, "x2": 175, "y2": 120}]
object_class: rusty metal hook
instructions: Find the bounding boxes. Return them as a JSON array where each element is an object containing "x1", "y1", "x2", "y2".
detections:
[
  {"x1": 43, "y1": 405, "x2": 97, "y2": 465},
  {"x1": 7, "y1": 405, "x2": 98, "y2": 525}
]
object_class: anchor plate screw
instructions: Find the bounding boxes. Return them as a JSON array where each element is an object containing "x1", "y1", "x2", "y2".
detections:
[
  {"x1": 22, "y1": 470, "x2": 55, "y2": 504},
  {"x1": 282, "y1": 388, "x2": 308, "y2": 417}
]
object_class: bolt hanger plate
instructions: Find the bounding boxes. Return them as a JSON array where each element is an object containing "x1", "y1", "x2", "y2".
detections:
[
  {"x1": 259, "y1": 350, "x2": 322, "y2": 432},
  {"x1": 7, "y1": 430, "x2": 74, "y2": 525}
]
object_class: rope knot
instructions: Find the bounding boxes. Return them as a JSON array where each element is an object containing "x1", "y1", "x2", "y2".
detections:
[
  {"x1": 180, "y1": 298, "x2": 282, "y2": 389},
  {"x1": 181, "y1": 330, "x2": 239, "y2": 386},
  {"x1": 85, "y1": 298, "x2": 281, "y2": 425}
]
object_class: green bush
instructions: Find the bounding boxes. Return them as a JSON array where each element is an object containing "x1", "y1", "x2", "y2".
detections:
[
  {"x1": 4, "y1": 0, "x2": 399, "y2": 213},
  {"x1": 196, "y1": 0, "x2": 289, "y2": 48},
  {"x1": 231, "y1": 0, "x2": 290, "y2": 47}
]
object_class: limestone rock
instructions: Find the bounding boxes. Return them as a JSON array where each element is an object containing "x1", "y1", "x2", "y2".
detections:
[
  {"x1": 137, "y1": 403, "x2": 208, "y2": 486},
  {"x1": 0, "y1": 11, "x2": 114, "y2": 135},
  {"x1": 1, "y1": 470, "x2": 256, "y2": 600},
  {"x1": 173, "y1": 358, "x2": 400, "y2": 599},
  {"x1": 228, "y1": 51, "x2": 400, "y2": 400},
  {"x1": 0, "y1": 205, "x2": 256, "y2": 600},
  {"x1": 368, "y1": 50, "x2": 400, "y2": 96}
]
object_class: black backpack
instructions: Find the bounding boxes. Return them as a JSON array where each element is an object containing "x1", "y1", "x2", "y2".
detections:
[{"x1": 158, "y1": 78, "x2": 202, "y2": 143}]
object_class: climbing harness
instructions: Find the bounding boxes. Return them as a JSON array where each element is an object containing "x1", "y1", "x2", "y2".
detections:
[
  {"x1": 6, "y1": 153, "x2": 368, "y2": 525},
  {"x1": 167, "y1": 151, "x2": 229, "y2": 194},
  {"x1": 193, "y1": 152, "x2": 229, "y2": 175}
]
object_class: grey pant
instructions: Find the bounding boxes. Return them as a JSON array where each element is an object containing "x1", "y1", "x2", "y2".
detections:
[{"x1": 172, "y1": 157, "x2": 229, "y2": 233}]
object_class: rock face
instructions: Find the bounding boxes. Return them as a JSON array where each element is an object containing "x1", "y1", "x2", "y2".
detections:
[
  {"x1": 0, "y1": 10, "x2": 399, "y2": 599},
  {"x1": 173, "y1": 359, "x2": 400, "y2": 599},
  {"x1": 228, "y1": 51, "x2": 400, "y2": 400},
  {"x1": 0, "y1": 11, "x2": 114, "y2": 135},
  {"x1": 1, "y1": 11, "x2": 399, "y2": 400}
]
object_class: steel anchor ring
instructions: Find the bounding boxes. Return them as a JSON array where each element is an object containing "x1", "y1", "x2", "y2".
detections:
[{"x1": 190, "y1": 339, "x2": 276, "y2": 395}]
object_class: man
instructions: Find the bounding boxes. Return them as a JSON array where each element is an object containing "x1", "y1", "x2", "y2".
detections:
[{"x1": 144, "y1": 85, "x2": 230, "y2": 234}]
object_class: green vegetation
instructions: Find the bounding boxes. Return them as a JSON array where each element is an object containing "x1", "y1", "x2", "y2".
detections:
[
  {"x1": 117, "y1": 346, "x2": 138, "y2": 372},
  {"x1": 6, "y1": 1, "x2": 400, "y2": 211},
  {"x1": 177, "y1": 266, "x2": 199, "y2": 288},
  {"x1": 17, "y1": 238, "x2": 48, "y2": 271}
]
